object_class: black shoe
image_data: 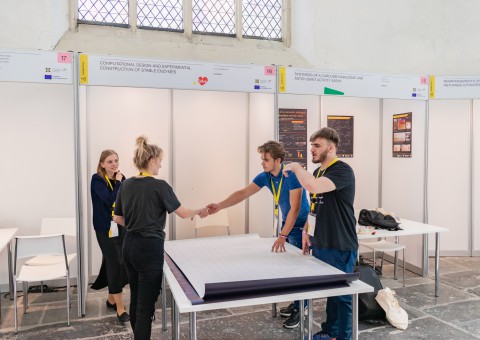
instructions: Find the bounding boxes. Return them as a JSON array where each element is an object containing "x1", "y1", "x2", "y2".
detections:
[
  {"x1": 283, "y1": 309, "x2": 300, "y2": 329},
  {"x1": 106, "y1": 300, "x2": 117, "y2": 311},
  {"x1": 280, "y1": 303, "x2": 295, "y2": 317},
  {"x1": 117, "y1": 311, "x2": 130, "y2": 323},
  {"x1": 311, "y1": 330, "x2": 335, "y2": 340}
]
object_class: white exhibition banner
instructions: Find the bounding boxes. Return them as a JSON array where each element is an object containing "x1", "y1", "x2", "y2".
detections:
[
  {"x1": 430, "y1": 75, "x2": 480, "y2": 99},
  {"x1": 0, "y1": 49, "x2": 73, "y2": 84},
  {"x1": 80, "y1": 54, "x2": 276, "y2": 93},
  {"x1": 279, "y1": 66, "x2": 429, "y2": 100}
]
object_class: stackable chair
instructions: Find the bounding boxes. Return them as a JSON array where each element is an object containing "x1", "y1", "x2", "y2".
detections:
[
  {"x1": 13, "y1": 234, "x2": 76, "y2": 333},
  {"x1": 359, "y1": 238, "x2": 406, "y2": 287},
  {"x1": 25, "y1": 218, "x2": 77, "y2": 293},
  {"x1": 194, "y1": 209, "x2": 231, "y2": 238}
]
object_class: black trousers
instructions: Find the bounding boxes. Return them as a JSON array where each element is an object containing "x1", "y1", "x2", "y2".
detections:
[
  {"x1": 123, "y1": 232, "x2": 164, "y2": 340},
  {"x1": 93, "y1": 226, "x2": 127, "y2": 294}
]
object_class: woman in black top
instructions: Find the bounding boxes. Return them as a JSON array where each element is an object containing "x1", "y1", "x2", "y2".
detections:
[
  {"x1": 90, "y1": 150, "x2": 129, "y2": 323},
  {"x1": 114, "y1": 136, "x2": 208, "y2": 340}
]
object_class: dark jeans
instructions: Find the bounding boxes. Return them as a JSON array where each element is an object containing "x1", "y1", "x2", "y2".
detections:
[
  {"x1": 285, "y1": 226, "x2": 309, "y2": 311},
  {"x1": 123, "y1": 232, "x2": 164, "y2": 340},
  {"x1": 311, "y1": 247, "x2": 357, "y2": 340}
]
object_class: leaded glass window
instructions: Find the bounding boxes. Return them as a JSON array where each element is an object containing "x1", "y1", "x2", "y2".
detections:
[
  {"x1": 138, "y1": 0, "x2": 183, "y2": 30},
  {"x1": 78, "y1": 0, "x2": 129, "y2": 25},
  {"x1": 243, "y1": 0, "x2": 281, "y2": 40},
  {"x1": 192, "y1": 0, "x2": 235, "y2": 35}
]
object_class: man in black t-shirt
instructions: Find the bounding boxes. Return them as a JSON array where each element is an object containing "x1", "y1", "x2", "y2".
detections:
[{"x1": 284, "y1": 127, "x2": 357, "y2": 340}]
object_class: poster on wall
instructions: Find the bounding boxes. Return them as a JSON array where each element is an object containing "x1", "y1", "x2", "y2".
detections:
[
  {"x1": 327, "y1": 116, "x2": 354, "y2": 158},
  {"x1": 279, "y1": 109, "x2": 308, "y2": 168},
  {"x1": 392, "y1": 112, "x2": 412, "y2": 158}
]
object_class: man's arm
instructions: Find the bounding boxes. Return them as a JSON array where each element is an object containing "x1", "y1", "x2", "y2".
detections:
[
  {"x1": 284, "y1": 163, "x2": 336, "y2": 194},
  {"x1": 271, "y1": 187, "x2": 302, "y2": 252},
  {"x1": 207, "y1": 182, "x2": 261, "y2": 214}
]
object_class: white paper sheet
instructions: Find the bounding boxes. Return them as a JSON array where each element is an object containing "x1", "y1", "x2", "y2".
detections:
[{"x1": 164, "y1": 234, "x2": 345, "y2": 298}]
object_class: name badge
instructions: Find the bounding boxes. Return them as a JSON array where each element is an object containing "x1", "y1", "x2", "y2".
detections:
[
  {"x1": 108, "y1": 221, "x2": 119, "y2": 238},
  {"x1": 307, "y1": 213, "x2": 316, "y2": 237}
]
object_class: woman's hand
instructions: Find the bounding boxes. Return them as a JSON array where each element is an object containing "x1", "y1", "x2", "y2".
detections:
[{"x1": 115, "y1": 171, "x2": 123, "y2": 181}]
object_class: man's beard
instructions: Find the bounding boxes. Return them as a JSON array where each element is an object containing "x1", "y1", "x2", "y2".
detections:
[{"x1": 312, "y1": 149, "x2": 328, "y2": 164}]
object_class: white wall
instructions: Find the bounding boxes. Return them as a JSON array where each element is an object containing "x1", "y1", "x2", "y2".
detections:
[
  {"x1": 0, "y1": 82, "x2": 75, "y2": 285},
  {"x1": 84, "y1": 86, "x2": 172, "y2": 275},
  {"x1": 382, "y1": 99, "x2": 427, "y2": 268},
  {"x1": 428, "y1": 100, "x2": 471, "y2": 254},
  {"x1": 321, "y1": 96, "x2": 381, "y2": 210},
  {"x1": 291, "y1": 1, "x2": 480, "y2": 74}
]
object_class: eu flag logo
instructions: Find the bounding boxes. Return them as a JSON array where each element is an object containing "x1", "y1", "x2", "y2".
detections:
[{"x1": 44, "y1": 75, "x2": 52, "y2": 80}]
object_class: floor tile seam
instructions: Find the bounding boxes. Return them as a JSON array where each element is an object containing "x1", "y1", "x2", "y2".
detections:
[
  {"x1": 434, "y1": 281, "x2": 480, "y2": 300},
  {"x1": 418, "y1": 296, "x2": 480, "y2": 311},
  {"x1": 422, "y1": 314, "x2": 480, "y2": 339}
]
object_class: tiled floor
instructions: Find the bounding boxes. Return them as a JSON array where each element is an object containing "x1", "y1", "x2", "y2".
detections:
[{"x1": 1, "y1": 257, "x2": 480, "y2": 339}]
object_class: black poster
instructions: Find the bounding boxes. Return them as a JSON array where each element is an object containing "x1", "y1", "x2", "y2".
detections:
[
  {"x1": 392, "y1": 112, "x2": 412, "y2": 158},
  {"x1": 327, "y1": 116, "x2": 354, "y2": 158},
  {"x1": 279, "y1": 108, "x2": 308, "y2": 168}
]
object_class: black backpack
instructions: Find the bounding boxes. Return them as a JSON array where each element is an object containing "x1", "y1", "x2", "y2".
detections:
[
  {"x1": 355, "y1": 265, "x2": 386, "y2": 321},
  {"x1": 358, "y1": 209, "x2": 402, "y2": 231}
]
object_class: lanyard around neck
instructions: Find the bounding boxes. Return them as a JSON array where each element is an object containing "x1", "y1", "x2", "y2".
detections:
[
  {"x1": 104, "y1": 175, "x2": 116, "y2": 191},
  {"x1": 310, "y1": 158, "x2": 338, "y2": 212},
  {"x1": 139, "y1": 171, "x2": 152, "y2": 177},
  {"x1": 270, "y1": 164, "x2": 284, "y2": 217}
]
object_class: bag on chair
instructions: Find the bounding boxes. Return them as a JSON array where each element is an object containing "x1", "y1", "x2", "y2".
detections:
[{"x1": 355, "y1": 265, "x2": 386, "y2": 321}]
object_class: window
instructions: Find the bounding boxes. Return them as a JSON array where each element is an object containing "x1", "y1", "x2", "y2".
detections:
[
  {"x1": 78, "y1": 0, "x2": 283, "y2": 40},
  {"x1": 192, "y1": 0, "x2": 235, "y2": 35},
  {"x1": 78, "y1": 0, "x2": 129, "y2": 25},
  {"x1": 137, "y1": 0, "x2": 183, "y2": 31}
]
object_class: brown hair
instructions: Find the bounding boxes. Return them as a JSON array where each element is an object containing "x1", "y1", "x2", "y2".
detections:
[
  {"x1": 96, "y1": 149, "x2": 119, "y2": 180},
  {"x1": 309, "y1": 127, "x2": 340, "y2": 148},
  {"x1": 133, "y1": 136, "x2": 163, "y2": 170},
  {"x1": 257, "y1": 140, "x2": 286, "y2": 162}
]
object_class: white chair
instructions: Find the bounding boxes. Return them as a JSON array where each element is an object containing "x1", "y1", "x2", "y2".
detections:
[
  {"x1": 13, "y1": 234, "x2": 76, "y2": 334},
  {"x1": 359, "y1": 238, "x2": 406, "y2": 287},
  {"x1": 25, "y1": 218, "x2": 77, "y2": 266},
  {"x1": 194, "y1": 210, "x2": 231, "y2": 238}
]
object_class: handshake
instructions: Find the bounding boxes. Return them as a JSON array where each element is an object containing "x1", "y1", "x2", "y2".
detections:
[{"x1": 195, "y1": 203, "x2": 221, "y2": 219}]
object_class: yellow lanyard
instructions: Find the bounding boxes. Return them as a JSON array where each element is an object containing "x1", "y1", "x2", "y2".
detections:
[
  {"x1": 270, "y1": 164, "x2": 284, "y2": 217},
  {"x1": 310, "y1": 158, "x2": 338, "y2": 212},
  {"x1": 105, "y1": 175, "x2": 116, "y2": 217},
  {"x1": 139, "y1": 171, "x2": 152, "y2": 177}
]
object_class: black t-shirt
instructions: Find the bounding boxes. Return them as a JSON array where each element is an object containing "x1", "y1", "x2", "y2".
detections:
[
  {"x1": 114, "y1": 177, "x2": 181, "y2": 239},
  {"x1": 310, "y1": 161, "x2": 358, "y2": 251}
]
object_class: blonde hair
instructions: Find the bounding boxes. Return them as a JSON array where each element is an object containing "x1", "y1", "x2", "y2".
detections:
[
  {"x1": 96, "y1": 149, "x2": 119, "y2": 180},
  {"x1": 133, "y1": 136, "x2": 163, "y2": 170}
]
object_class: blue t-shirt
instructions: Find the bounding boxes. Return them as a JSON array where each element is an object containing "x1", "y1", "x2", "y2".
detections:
[{"x1": 252, "y1": 166, "x2": 309, "y2": 228}]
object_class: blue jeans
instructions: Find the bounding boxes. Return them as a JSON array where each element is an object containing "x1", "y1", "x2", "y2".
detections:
[
  {"x1": 311, "y1": 247, "x2": 357, "y2": 340},
  {"x1": 123, "y1": 232, "x2": 164, "y2": 340},
  {"x1": 284, "y1": 225, "x2": 309, "y2": 311}
]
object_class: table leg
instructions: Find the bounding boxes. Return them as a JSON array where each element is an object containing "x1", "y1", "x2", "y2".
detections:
[
  {"x1": 171, "y1": 299, "x2": 178, "y2": 340},
  {"x1": 394, "y1": 236, "x2": 399, "y2": 279},
  {"x1": 189, "y1": 312, "x2": 197, "y2": 340},
  {"x1": 352, "y1": 293, "x2": 358, "y2": 340},
  {"x1": 8, "y1": 241, "x2": 13, "y2": 300},
  {"x1": 271, "y1": 303, "x2": 276, "y2": 318},
  {"x1": 435, "y1": 232, "x2": 440, "y2": 297},
  {"x1": 307, "y1": 298, "x2": 313, "y2": 339},
  {"x1": 300, "y1": 300, "x2": 305, "y2": 339},
  {"x1": 162, "y1": 275, "x2": 167, "y2": 331}
]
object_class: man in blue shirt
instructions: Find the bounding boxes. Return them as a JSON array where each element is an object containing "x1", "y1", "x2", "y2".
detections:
[{"x1": 207, "y1": 140, "x2": 310, "y2": 329}]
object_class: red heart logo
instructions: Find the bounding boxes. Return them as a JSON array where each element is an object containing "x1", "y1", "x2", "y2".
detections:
[{"x1": 198, "y1": 76, "x2": 208, "y2": 86}]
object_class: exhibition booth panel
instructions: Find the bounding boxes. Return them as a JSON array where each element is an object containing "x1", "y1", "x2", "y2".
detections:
[
  {"x1": 0, "y1": 49, "x2": 80, "y2": 312},
  {"x1": 279, "y1": 66, "x2": 430, "y2": 274},
  {"x1": 77, "y1": 54, "x2": 277, "y2": 295},
  {"x1": 428, "y1": 76, "x2": 480, "y2": 255}
]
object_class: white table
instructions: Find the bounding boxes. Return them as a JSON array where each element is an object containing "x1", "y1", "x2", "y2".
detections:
[
  {"x1": 164, "y1": 260, "x2": 372, "y2": 340},
  {"x1": 0, "y1": 228, "x2": 18, "y2": 320},
  {"x1": 357, "y1": 218, "x2": 448, "y2": 296}
]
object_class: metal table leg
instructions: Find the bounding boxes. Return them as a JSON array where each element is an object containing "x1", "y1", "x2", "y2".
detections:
[
  {"x1": 394, "y1": 236, "x2": 399, "y2": 279},
  {"x1": 162, "y1": 275, "x2": 167, "y2": 331},
  {"x1": 300, "y1": 300, "x2": 305, "y2": 340},
  {"x1": 307, "y1": 298, "x2": 313, "y2": 339},
  {"x1": 435, "y1": 232, "x2": 440, "y2": 297},
  {"x1": 8, "y1": 241, "x2": 14, "y2": 300},
  {"x1": 352, "y1": 293, "x2": 358, "y2": 340},
  {"x1": 271, "y1": 303, "x2": 276, "y2": 317},
  {"x1": 189, "y1": 312, "x2": 197, "y2": 340}
]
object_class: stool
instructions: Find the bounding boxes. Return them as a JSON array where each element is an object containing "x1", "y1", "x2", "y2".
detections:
[{"x1": 359, "y1": 239, "x2": 406, "y2": 287}]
